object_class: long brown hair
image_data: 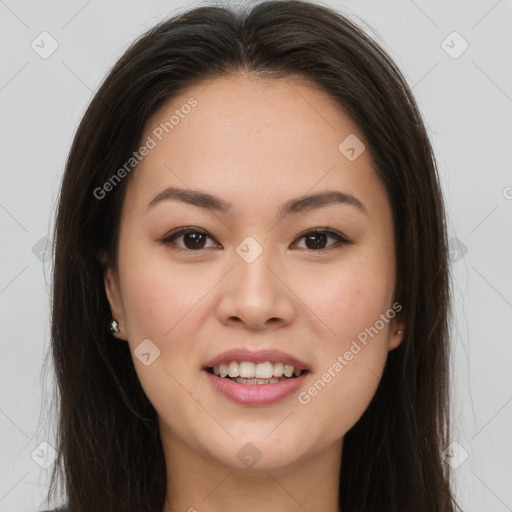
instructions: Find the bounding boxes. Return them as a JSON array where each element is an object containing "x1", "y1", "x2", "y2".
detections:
[{"x1": 43, "y1": 1, "x2": 460, "y2": 510}]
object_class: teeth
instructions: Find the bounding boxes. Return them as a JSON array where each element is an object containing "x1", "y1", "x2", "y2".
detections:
[
  {"x1": 273, "y1": 362, "x2": 284, "y2": 377},
  {"x1": 219, "y1": 363, "x2": 229, "y2": 378},
  {"x1": 211, "y1": 361, "x2": 305, "y2": 380},
  {"x1": 255, "y1": 362, "x2": 273, "y2": 379},
  {"x1": 228, "y1": 361, "x2": 240, "y2": 377},
  {"x1": 240, "y1": 361, "x2": 255, "y2": 378},
  {"x1": 283, "y1": 365, "x2": 294, "y2": 378}
]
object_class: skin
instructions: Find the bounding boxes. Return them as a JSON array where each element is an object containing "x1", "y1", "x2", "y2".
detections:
[{"x1": 103, "y1": 73, "x2": 405, "y2": 512}]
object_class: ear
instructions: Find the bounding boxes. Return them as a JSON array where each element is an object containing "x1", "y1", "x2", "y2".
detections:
[
  {"x1": 388, "y1": 314, "x2": 405, "y2": 351},
  {"x1": 99, "y1": 251, "x2": 127, "y2": 341}
]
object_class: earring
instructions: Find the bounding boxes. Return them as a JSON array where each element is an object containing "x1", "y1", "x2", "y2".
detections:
[
  {"x1": 110, "y1": 318, "x2": 120, "y2": 334},
  {"x1": 397, "y1": 330, "x2": 404, "y2": 335}
]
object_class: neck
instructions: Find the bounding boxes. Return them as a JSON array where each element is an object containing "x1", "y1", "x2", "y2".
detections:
[{"x1": 160, "y1": 428, "x2": 343, "y2": 512}]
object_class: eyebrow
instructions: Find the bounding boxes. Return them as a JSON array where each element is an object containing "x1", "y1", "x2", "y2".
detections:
[{"x1": 145, "y1": 186, "x2": 367, "y2": 217}]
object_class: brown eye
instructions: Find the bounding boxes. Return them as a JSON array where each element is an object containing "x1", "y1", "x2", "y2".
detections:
[
  {"x1": 294, "y1": 229, "x2": 350, "y2": 251},
  {"x1": 161, "y1": 228, "x2": 218, "y2": 251}
]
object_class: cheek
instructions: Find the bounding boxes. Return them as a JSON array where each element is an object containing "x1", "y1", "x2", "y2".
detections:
[
  {"x1": 304, "y1": 259, "x2": 395, "y2": 346},
  {"x1": 116, "y1": 254, "x2": 207, "y2": 426},
  {"x1": 116, "y1": 248, "x2": 217, "y2": 402},
  {"x1": 294, "y1": 256, "x2": 395, "y2": 439},
  {"x1": 304, "y1": 348, "x2": 388, "y2": 442},
  {"x1": 295, "y1": 300, "x2": 391, "y2": 446},
  {"x1": 118, "y1": 247, "x2": 206, "y2": 342}
]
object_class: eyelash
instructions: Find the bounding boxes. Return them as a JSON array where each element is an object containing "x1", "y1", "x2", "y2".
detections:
[{"x1": 158, "y1": 226, "x2": 352, "y2": 253}]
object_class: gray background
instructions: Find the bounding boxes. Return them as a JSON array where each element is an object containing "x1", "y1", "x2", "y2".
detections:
[{"x1": 1, "y1": 0, "x2": 511, "y2": 510}]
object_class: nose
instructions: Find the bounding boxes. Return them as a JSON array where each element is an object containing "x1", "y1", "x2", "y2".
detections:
[{"x1": 216, "y1": 248, "x2": 296, "y2": 331}]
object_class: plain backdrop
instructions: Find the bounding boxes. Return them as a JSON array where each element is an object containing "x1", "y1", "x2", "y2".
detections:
[{"x1": 0, "y1": 0, "x2": 511, "y2": 510}]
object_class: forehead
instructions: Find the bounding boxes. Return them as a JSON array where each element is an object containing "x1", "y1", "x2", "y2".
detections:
[{"x1": 122, "y1": 74, "x2": 389, "y2": 222}]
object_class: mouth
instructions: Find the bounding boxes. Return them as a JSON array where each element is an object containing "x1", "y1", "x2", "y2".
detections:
[
  {"x1": 203, "y1": 364, "x2": 310, "y2": 406},
  {"x1": 205, "y1": 361, "x2": 310, "y2": 385},
  {"x1": 202, "y1": 349, "x2": 311, "y2": 405}
]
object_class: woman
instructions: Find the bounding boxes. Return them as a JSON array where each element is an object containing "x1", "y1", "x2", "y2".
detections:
[{"x1": 42, "y1": 0, "x2": 461, "y2": 510}]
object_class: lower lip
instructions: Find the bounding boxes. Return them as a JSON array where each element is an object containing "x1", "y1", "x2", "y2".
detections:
[{"x1": 203, "y1": 369, "x2": 309, "y2": 406}]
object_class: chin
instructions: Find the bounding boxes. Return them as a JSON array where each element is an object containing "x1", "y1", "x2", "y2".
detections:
[{"x1": 203, "y1": 432, "x2": 309, "y2": 471}]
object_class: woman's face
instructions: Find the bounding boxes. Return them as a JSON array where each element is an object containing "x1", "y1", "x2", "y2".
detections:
[{"x1": 103, "y1": 74, "x2": 404, "y2": 470}]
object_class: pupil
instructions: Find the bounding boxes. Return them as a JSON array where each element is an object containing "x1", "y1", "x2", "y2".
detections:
[
  {"x1": 184, "y1": 232, "x2": 205, "y2": 249},
  {"x1": 306, "y1": 232, "x2": 326, "y2": 250}
]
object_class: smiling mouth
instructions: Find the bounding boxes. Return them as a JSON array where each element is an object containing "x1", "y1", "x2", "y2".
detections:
[{"x1": 205, "y1": 361, "x2": 310, "y2": 385}]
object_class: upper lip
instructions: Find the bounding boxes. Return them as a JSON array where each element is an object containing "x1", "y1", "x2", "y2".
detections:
[{"x1": 204, "y1": 348, "x2": 310, "y2": 371}]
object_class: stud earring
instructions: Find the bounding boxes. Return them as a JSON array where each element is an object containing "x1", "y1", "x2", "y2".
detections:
[
  {"x1": 109, "y1": 318, "x2": 120, "y2": 334},
  {"x1": 397, "y1": 330, "x2": 404, "y2": 335}
]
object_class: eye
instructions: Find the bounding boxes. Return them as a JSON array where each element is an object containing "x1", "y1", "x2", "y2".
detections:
[
  {"x1": 293, "y1": 228, "x2": 351, "y2": 251},
  {"x1": 159, "y1": 227, "x2": 219, "y2": 252}
]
